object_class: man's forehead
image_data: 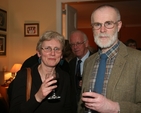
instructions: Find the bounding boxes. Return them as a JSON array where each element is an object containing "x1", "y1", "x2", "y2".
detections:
[{"x1": 93, "y1": 7, "x2": 117, "y2": 22}]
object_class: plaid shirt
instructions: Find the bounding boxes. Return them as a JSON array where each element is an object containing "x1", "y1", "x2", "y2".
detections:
[{"x1": 92, "y1": 41, "x2": 120, "y2": 96}]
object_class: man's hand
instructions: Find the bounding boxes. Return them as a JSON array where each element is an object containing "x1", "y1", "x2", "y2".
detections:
[{"x1": 82, "y1": 92, "x2": 120, "y2": 113}]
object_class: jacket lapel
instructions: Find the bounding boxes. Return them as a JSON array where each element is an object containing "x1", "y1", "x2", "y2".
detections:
[{"x1": 106, "y1": 42, "x2": 128, "y2": 99}]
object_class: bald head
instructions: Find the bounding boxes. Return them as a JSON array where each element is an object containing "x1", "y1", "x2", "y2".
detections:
[
  {"x1": 91, "y1": 5, "x2": 121, "y2": 24},
  {"x1": 69, "y1": 30, "x2": 89, "y2": 59}
]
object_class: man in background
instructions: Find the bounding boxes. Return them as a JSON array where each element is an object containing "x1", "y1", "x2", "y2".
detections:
[
  {"x1": 125, "y1": 39, "x2": 137, "y2": 49},
  {"x1": 69, "y1": 30, "x2": 93, "y2": 113}
]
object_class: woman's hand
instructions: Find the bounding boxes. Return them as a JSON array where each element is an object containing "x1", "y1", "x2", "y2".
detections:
[{"x1": 35, "y1": 76, "x2": 57, "y2": 102}]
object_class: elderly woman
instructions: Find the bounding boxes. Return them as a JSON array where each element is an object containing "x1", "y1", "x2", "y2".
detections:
[{"x1": 9, "y1": 31, "x2": 72, "y2": 113}]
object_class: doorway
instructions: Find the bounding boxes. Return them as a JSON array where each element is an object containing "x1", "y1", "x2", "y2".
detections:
[{"x1": 56, "y1": 0, "x2": 141, "y2": 49}]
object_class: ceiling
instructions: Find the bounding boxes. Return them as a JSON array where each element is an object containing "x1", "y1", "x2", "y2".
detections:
[{"x1": 62, "y1": 0, "x2": 141, "y2": 28}]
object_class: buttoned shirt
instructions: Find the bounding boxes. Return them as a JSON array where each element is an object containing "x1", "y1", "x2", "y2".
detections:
[
  {"x1": 92, "y1": 41, "x2": 120, "y2": 96},
  {"x1": 76, "y1": 50, "x2": 90, "y2": 76}
]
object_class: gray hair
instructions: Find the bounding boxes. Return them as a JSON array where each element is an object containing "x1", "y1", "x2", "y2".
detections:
[
  {"x1": 36, "y1": 31, "x2": 65, "y2": 52},
  {"x1": 69, "y1": 30, "x2": 88, "y2": 43},
  {"x1": 91, "y1": 4, "x2": 121, "y2": 24}
]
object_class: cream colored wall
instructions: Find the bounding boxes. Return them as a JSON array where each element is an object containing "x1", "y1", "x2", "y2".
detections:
[
  {"x1": 0, "y1": 0, "x2": 56, "y2": 71},
  {"x1": 0, "y1": 0, "x2": 9, "y2": 71},
  {"x1": 0, "y1": 0, "x2": 9, "y2": 84}
]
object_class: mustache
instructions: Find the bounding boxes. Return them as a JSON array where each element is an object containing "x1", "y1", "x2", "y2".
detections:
[{"x1": 97, "y1": 33, "x2": 110, "y2": 37}]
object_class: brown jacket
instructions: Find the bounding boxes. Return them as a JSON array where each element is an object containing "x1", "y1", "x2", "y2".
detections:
[{"x1": 78, "y1": 41, "x2": 141, "y2": 113}]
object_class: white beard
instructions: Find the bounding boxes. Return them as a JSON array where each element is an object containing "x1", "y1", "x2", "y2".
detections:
[{"x1": 94, "y1": 30, "x2": 118, "y2": 49}]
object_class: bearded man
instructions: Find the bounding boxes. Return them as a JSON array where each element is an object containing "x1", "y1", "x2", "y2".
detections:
[{"x1": 78, "y1": 4, "x2": 141, "y2": 113}]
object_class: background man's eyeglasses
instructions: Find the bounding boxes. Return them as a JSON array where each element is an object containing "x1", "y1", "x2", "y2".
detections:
[
  {"x1": 91, "y1": 20, "x2": 120, "y2": 30},
  {"x1": 70, "y1": 41, "x2": 85, "y2": 47}
]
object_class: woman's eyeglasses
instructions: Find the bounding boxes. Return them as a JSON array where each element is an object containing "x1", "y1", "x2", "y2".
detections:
[{"x1": 41, "y1": 46, "x2": 62, "y2": 53}]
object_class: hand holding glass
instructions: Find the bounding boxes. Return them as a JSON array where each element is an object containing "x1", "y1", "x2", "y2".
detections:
[
  {"x1": 83, "y1": 80, "x2": 94, "y2": 113},
  {"x1": 48, "y1": 72, "x2": 61, "y2": 100}
]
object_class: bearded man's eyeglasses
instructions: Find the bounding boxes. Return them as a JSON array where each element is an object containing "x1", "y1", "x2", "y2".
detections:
[{"x1": 91, "y1": 20, "x2": 120, "y2": 30}]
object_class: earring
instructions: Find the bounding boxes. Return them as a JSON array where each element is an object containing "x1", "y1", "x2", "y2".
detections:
[{"x1": 38, "y1": 57, "x2": 41, "y2": 64}]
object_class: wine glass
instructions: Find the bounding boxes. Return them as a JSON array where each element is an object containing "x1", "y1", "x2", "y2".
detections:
[
  {"x1": 83, "y1": 80, "x2": 94, "y2": 113},
  {"x1": 48, "y1": 72, "x2": 61, "y2": 100}
]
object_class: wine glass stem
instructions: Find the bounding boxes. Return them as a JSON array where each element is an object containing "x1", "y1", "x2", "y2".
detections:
[
  {"x1": 84, "y1": 107, "x2": 92, "y2": 113},
  {"x1": 52, "y1": 90, "x2": 56, "y2": 96},
  {"x1": 88, "y1": 109, "x2": 92, "y2": 113}
]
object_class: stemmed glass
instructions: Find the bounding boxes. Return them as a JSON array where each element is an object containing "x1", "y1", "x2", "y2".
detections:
[
  {"x1": 83, "y1": 80, "x2": 94, "y2": 113},
  {"x1": 48, "y1": 72, "x2": 61, "y2": 100}
]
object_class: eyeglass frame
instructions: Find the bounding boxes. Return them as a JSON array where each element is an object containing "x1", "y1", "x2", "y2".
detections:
[
  {"x1": 70, "y1": 41, "x2": 86, "y2": 47},
  {"x1": 91, "y1": 20, "x2": 120, "y2": 30},
  {"x1": 41, "y1": 46, "x2": 62, "y2": 53}
]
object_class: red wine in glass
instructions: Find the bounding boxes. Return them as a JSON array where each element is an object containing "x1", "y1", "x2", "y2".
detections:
[
  {"x1": 83, "y1": 80, "x2": 94, "y2": 113},
  {"x1": 48, "y1": 72, "x2": 61, "y2": 100}
]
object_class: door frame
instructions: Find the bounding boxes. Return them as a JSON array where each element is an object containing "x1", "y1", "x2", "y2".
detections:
[{"x1": 56, "y1": 0, "x2": 93, "y2": 34}]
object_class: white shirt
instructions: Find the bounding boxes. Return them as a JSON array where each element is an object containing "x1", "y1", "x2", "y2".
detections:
[{"x1": 76, "y1": 50, "x2": 90, "y2": 76}]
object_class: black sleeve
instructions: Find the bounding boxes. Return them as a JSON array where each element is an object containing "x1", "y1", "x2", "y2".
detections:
[
  {"x1": 63, "y1": 72, "x2": 72, "y2": 113},
  {"x1": 9, "y1": 69, "x2": 40, "y2": 113},
  {"x1": 56, "y1": 67, "x2": 72, "y2": 113}
]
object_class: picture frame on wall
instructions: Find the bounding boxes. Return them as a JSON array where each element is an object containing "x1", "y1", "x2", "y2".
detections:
[
  {"x1": 0, "y1": 9, "x2": 7, "y2": 31},
  {"x1": 24, "y1": 23, "x2": 39, "y2": 37},
  {"x1": 0, "y1": 34, "x2": 6, "y2": 56}
]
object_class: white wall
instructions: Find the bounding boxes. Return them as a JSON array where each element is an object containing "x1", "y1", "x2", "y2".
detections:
[
  {"x1": 56, "y1": 0, "x2": 93, "y2": 34},
  {"x1": 0, "y1": 0, "x2": 56, "y2": 71}
]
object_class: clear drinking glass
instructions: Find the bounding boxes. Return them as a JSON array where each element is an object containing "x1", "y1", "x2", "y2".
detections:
[
  {"x1": 83, "y1": 80, "x2": 94, "y2": 113},
  {"x1": 48, "y1": 72, "x2": 61, "y2": 100}
]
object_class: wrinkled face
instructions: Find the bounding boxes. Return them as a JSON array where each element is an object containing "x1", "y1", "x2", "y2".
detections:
[
  {"x1": 37, "y1": 39, "x2": 62, "y2": 67},
  {"x1": 91, "y1": 7, "x2": 122, "y2": 51},
  {"x1": 69, "y1": 32, "x2": 88, "y2": 59}
]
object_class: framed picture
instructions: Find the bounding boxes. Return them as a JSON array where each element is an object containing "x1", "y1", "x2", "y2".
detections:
[
  {"x1": 24, "y1": 23, "x2": 39, "y2": 37},
  {"x1": 0, "y1": 34, "x2": 6, "y2": 56},
  {"x1": 0, "y1": 9, "x2": 7, "y2": 31}
]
